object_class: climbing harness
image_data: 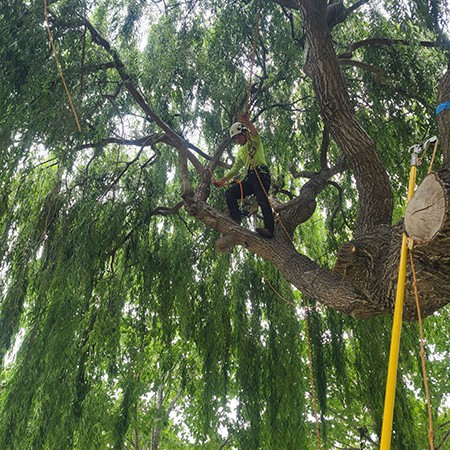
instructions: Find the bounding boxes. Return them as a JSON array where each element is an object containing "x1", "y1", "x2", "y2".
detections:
[
  {"x1": 380, "y1": 137, "x2": 439, "y2": 450},
  {"x1": 235, "y1": 179, "x2": 255, "y2": 219}
]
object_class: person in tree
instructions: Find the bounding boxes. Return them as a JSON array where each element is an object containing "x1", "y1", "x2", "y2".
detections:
[{"x1": 214, "y1": 113, "x2": 274, "y2": 238}]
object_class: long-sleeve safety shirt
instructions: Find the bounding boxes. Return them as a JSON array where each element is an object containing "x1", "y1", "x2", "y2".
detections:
[{"x1": 224, "y1": 134, "x2": 268, "y2": 179}]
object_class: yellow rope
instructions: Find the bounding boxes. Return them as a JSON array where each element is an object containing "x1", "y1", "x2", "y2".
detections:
[
  {"x1": 264, "y1": 276, "x2": 296, "y2": 307},
  {"x1": 427, "y1": 139, "x2": 439, "y2": 174},
  {"x1": 236, "y1": 179, "x2": 245, "y2": 207},
  {"x1": 418, "y1": 139, "x2": 439, "y2": 174},
  {"x1": 304, "y1": 308, "x2": 322, "y2": 450},
  {"x1": 44, "y1": 0, "x2": 82, "y2": 132},
  {"x1": 408, "y1": 240, "x2": 435, "y2": 449}
]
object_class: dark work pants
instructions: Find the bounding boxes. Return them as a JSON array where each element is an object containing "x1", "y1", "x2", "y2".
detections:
[{"x1": 225, "y1": 169, "x2": 274, "y2": 233}]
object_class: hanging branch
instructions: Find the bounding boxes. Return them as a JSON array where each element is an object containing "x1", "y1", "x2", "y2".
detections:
[
  {"x1": 81, "y1": 17, "x2": 203, "y2": 189},
  {"x1": 77, "y1": 134, "x2": 168, "y2": 150},
  {"x1": 99, "y1": 143, "x2": 149, "y2": 198},
  {"x1": 338, "y1": 38, "x2": 437, "y2": 60}
]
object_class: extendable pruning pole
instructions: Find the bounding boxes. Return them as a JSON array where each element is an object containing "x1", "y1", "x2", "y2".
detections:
[{"x1": 380, "y1": 138, "x2": 436, "y2": 449}]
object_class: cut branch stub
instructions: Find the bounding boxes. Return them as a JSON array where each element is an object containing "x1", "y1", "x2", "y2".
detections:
[
  {"x1": 405, "y1": 173, "x2": 447, "y2": 243},
  {"x1": 401, "y1": 170, "x2": 450, "y2": 320}
]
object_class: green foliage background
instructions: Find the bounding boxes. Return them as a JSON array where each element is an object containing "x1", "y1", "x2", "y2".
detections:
[{"x1": 1, "y1": 0, "x2": 450, "y2": 448}]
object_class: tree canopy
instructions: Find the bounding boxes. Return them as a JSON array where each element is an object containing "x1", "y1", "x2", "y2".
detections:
[{"x1": 2, "y1": 0, "x2": 450, "y2": 448}]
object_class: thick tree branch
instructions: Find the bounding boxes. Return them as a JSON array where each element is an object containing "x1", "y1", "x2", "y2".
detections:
[
  {"x1": 184, "y1": 198, "x2": 374, "y2": 317},
  {"x1": 281, "y1": 159, "x2": 347, "y2": 234},
  {"x1": 339, "y1": 58, "x2": 383, "y2": 85}
]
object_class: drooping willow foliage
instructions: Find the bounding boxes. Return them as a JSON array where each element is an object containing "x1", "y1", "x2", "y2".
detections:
[{"x1": 1, "y1": 0, "x2": 450, "y2": 449}]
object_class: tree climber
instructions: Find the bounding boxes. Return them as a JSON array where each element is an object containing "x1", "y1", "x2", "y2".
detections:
[{"x1": 214, "y1": 113, "x2": 274, "y2": 238}]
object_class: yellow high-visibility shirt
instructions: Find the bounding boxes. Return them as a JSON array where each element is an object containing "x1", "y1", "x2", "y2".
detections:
[{"x1": 224, "y1": 134, "x2": 268, "y2": 179}]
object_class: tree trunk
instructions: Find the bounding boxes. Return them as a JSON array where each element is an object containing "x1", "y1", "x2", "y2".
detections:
[
  {"x1": 80, "y1": 0, "x2": 450, "y2": 320},
  {"x1": 437, "y1": 71, "x2": 450, "y2": 168},
  {"x1": 297, "y1": 0, "x2": 394, "y2": 236}
]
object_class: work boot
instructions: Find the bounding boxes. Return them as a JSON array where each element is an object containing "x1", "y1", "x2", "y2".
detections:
[{"x1": 256, "y1": 227, "x2": 273, "y2": 239}]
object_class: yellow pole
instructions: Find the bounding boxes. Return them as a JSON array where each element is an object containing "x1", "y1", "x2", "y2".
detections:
[{"x1": 380, "y1": 146, "x2": 420, "y2": 450}]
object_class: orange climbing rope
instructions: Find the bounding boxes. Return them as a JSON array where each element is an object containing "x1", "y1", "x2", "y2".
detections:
[
  {"x1": 236, "y1": 179, "x2": 245, "y2": 208},
  {"x1": 427, "y1": 138, "x2": 439, "y2": 174}
]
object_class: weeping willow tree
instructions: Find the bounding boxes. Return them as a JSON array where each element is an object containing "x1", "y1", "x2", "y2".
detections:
[{"x1": 2, "y1": 0, "x2": 450, "y2": 448}]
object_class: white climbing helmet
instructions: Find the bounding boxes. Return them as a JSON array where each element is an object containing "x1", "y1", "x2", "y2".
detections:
[{"x1": 229, "y1": 122, "x2": 248, "y2": 138}]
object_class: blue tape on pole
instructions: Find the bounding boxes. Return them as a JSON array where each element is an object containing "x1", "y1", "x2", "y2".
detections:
[{"x1": 436, "y1": 101, "x2": 450, "y2": 116}]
